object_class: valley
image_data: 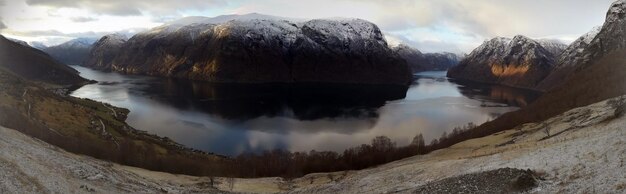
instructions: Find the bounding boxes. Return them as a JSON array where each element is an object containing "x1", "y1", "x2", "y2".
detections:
[{"x1": 0, "y1": 0, "x2": 625, "y2": 193}]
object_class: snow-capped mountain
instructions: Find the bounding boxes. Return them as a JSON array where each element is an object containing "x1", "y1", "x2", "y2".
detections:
[
  {"x1": 556, "y1": 27, "x2": 601, "y2": 68},
  {"x1": 536, "y1": 27, "x2": 601, "y2": 90},
  {"x1": 392, "y1": 44, "x2": 461, "y2": 72},
  {"x1": 85, "y1": 34, "x2": 128, "y2": 69},
  {"x1": 145, "y1": 13, "x2": 301, "y2": 36},
  {"x1": 42, "y1": 38, "x2": 98, "y2": 65},
  {"x1": 537, "y1": 0, "x2": 626, "y2": 91},
  {"x1": 85, "y1": 15, "x2": 411, "y2": 85},
  {"x1": 447, "y1": 35, "x2": 558, "y2": 89}
]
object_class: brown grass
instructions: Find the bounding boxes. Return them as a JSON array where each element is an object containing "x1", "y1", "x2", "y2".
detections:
[{"x1": 0, "y1": 69, "x2": 233, "y2": 177}]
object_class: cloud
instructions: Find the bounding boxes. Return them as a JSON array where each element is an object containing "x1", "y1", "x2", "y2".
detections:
[
  {"x1": 1, "y1": 27, "x2": 146, "y2": 46},
  {"x1": 5, "y1": 27, "x2": 144, "y2": 38},
  {"x1": 25, "y1": 0, "x2": 228, "y2": 16},
  {"x1": 4, "y1": 0, "x2": 617, "y2": 53},
  {"x1": 0, "y1": 16, "x2": 5, "y2": 30},
  {"x1": 70, "y1": 16, "x2": 97, "y2": 23}
]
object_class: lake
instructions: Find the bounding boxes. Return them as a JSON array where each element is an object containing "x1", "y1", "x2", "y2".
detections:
[{"x1": 70, "y1": 66, "x2": 540, "y2": 156}]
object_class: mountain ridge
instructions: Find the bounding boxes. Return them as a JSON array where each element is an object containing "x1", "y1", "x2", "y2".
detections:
[
  {"x1": 0, "y1": 35, "x2": 87, "y2": 86},
  {"x1": 447, "y1": 35, "x2": 565, "y2": 89},
  {"x1": 85, "y1": 16, "x2": 412, "y2": 85}
]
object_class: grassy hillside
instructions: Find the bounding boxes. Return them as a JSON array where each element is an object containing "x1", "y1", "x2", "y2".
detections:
[
  {"x1": 0, "y1": 68, "x2": 232, "y2": 176},
  {"x1": 0, "y1": 35, "x2": 87, "y2": 86}
]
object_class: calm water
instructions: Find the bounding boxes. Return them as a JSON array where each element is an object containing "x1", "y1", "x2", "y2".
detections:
[{"x1": 70, "y1": 66, "x2": 540, "y2": 156}]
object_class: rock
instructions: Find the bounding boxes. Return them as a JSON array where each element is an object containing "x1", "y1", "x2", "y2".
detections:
[
  {"x1": 84, "y1": 15, "x2": 411, "y2": 85},
  {"x1": 411, "y1": 168, "x2": 539, "y2": 194},
  {"x1": 509, "y1": 170, "x2": 538, "y2": 192}
]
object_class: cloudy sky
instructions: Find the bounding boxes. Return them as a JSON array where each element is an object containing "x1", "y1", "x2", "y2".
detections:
[{"x1": 0, "y1": 0, "x2": 616, "y2": 53}]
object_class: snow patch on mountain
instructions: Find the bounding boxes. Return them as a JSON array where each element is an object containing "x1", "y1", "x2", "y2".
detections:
[
  {"x1": 536, "y1": 39, "x2": 567, "y2": 56},
  {"x1": 52, "y1": 38, "x2": 97, "y2": 49},
  {"x1": 97, "y1": 34, "x2": 128, "y2": 46},
  {"x1": 147, "y1": 13, "x2": 301, "y2": 35},
  {"x1": 302, "y1": 18, "x2": 387, "y2": 47},
  {"x1": 555, "y1": 26, "x2": 601, "y2": 68}
]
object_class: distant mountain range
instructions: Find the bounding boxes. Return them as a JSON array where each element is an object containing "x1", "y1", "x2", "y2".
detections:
[
  {"x1": 41, "y1": 38, "x2": 98, "y2": 66},
  {"x1": 392, "y1": 44, "x2": 462, "y2": 72}
]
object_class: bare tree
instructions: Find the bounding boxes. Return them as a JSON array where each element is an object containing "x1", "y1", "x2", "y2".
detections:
[
  {"x1": 411, "y1": 133, "x2": 425, "y2": 153},
  {"x1": 541, "y1": 122, "x2": 550, "y2": 137}
]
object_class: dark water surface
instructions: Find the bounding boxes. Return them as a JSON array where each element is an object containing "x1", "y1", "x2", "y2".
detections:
[{"x1": 70, "y1": 66, "x2": 540, "y2": 156}]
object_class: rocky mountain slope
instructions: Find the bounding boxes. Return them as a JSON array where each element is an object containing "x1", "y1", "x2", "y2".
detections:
[
  {"x1": 536, "y1": 27, "x2": 601, "y2": 90},
  {"x1": 84, "y1": 14, "x2": 411, "y2": 85},
  {"x1": 85, "y1": 34, "x2": 127, "y2": 70},
  {"x1": 42, "y1": 38, "x2": 96, "y2": 65},
  {"x1": 392, "y1": 44, "x2": 461, "y2": 72},
  {"x1": 0, "y1": 35, "x2": 87, "y2": 86},
  {"x1": 447, "y1": 36, "x2": 566, "y2": 89},
  {"x1": 7, "y1": 37, "x2": 29, "y2": 46}
]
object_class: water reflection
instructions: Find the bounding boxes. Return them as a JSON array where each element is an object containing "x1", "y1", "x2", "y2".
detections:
[
  {"x1": 70, "y1": 66, "x2": 540, "y2": 156},
  {"x1": 148, "y1": 79, "x2": 408, "y2": 120},
  {"x1": 450, "y1": 79, "x2": 541, "y2": 107}
]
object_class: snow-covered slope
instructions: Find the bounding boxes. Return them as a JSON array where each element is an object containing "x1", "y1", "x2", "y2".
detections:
[
  {"x1": 535, "y1": 27, "x2": 601, "y2": 90},
  {"x1": 29, "y1": 41, "x2": 48, "y2": 50},
  {"x1": 537, "y1": 39, "x2": 567, "y2": 56},
  {"x1": 85, "y1": 15, "x2": 411, "y2": 85},
  {"x1": 556, "y1": 27, "x2": 601, "y2": 68},
  {"x1": 146, "y1": 13, "x2": 300, "y2": 35},
  {"x1": 447, "y1": 35, "x2": 557, "y2": 88}
]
